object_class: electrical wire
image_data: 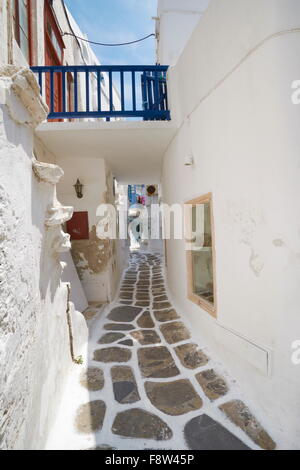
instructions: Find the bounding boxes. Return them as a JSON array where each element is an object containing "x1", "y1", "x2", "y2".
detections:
[
  {"x1": 60, "y1": 0, "x2": 86, "y2": 63},
  {"x1": 60, "y1": 0, "x2": 111, "y2": 106},
  {"x1": 62, "y1": 31, "x2": 156, "y2": 47}
]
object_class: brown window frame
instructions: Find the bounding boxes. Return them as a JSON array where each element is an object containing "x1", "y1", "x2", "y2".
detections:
[
  {"x1": 44, "y1": 0, "x2": 65, "y2": 65},
  {"x1": 12, "y1": 0, "x2": 33, "y2": 65},
  {"x1": 185, "y1": 193, "x2": 217, "y2": 318}
]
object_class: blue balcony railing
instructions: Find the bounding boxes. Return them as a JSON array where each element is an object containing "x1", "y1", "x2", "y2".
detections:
[{"x1": 31, "y1": 65, "x2": 170, "y2": 121}]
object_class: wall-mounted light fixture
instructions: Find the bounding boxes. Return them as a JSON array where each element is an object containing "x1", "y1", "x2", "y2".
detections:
[
  {"x1": 184, "y1": 152, "x2": 194, "y2": 166},
  {"x1": 74, "y1": 178, "x2": 83, "y2": 199}
]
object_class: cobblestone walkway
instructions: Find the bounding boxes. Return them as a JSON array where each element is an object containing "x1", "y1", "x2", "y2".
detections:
[{"x1": 46, "y1": 252, "x2": 276, "y2": 450}]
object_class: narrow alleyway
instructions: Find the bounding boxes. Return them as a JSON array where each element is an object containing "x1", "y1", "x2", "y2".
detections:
[{"x1": 46, "y1": 252, "x2": 275, "y2": 451}]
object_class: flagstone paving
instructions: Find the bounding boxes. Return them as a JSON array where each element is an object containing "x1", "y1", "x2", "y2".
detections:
[
  {"x1": 108, "y1": 306, "x2": 142, "y2": 322},
  {"x1": 93, "y1": 347, "x2": 132, "y2": 363},
  {"x1": 103, "y1": 323, "x2": 135, "y2": 331},
  {"x1": 112, "y1": 409, "x2": 173, "y2": 440},
  {"x1": 98, "y1": 332, "x2": 125, "y2": 344},
  {"x1": 111, "y1": 366, "x2": 140, "y2": 404},
  {"x1": 175, "y1": 343, "x2": 209, "y2": 369},
  {"x1": 130, "y1": 329, "x2": 161, "y2": 345},
  {"x1": 153, "y1": 308, "x2": 179, "y2": 322},
  {"x1": 184, "y1": 414, "x2": 250, "y2": 450},
  {"x1": 145, "y1": 379, "x2": 203, "y2": 416},
  {"x1": 79, "y1": 367, "x2": 105, "y2": 392},
  {"x1": 137, "y1": 311, "x2": 155, "y2": 328},
  {"x1": 138, "y1": 346, "x2": 180, "y2": 378},
  {"x1": 75, "y1": 400, "x2": 106, "y2": 434},
  {"x1": 219, "y1": 400, "x2": 276, "y2": 450},
  {"x1": 118, "y1": 339, "x2": 134, "y2": 347},
  {"x1": 46, "y1": 251, "x2": 276, "y2": 450},
  {"x1": 160, "y1": 321, "x2": 191, "y2": 344},
  {"x1": 195, "y1": 369, "x2": 228, "y2": 401}
]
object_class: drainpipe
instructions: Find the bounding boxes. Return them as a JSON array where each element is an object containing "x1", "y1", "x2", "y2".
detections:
[{"x1": 66, "y1": 283, "x2": 75, "y2": 362}]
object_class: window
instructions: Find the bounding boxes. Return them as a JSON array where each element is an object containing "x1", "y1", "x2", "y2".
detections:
[
  {"x1": 12, "y1": 0, "x2": 32, "y2": 64},
  {"x1": 46, "y1": 18, "x2": 63, "y2": 60},
  {"x1": 44, "y1": 0, "x2": 65, "y2": 120},
  {"x1": 185, "y1": 193, "x2": 216, "y2": 317},
  {"x1": 44, "y1": 0, "x2": 64, "y2": 64}
]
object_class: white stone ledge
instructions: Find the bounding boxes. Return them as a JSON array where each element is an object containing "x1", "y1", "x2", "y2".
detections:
[
  {"x1": 45, "y1": 204, "x2": 74, "y2": 227},
  {"x1": 0, "y1": 65, "x2": 48, "y2": 128},
  {"x1": 32, "y1": 158, "x2": 64, "y2": 185}
]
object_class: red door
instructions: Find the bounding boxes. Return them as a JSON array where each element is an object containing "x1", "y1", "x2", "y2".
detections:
[{"x1": 66, "y1": 212, "x2": 89, "y2": 240}]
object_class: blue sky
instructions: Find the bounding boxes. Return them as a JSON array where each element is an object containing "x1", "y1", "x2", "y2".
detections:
[{"x1": 64, "y1": 0, "x2": 158, "y2": 65}]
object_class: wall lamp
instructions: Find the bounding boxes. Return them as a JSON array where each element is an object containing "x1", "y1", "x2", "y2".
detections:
[
  {"x1": 74, "y1": 179, "x2": 83, "y2": 199},
  {"x1": 184, "y1": 152, "x2": 194, "y2": 166}
]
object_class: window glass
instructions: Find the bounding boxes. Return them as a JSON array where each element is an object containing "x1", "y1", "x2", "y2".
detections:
[
  {"x1": 185, "y1": 195, "x2": 215, "y2": 314},
  {"x1": 19, "y1": 29, "x2": 29, "y2": 61},
  {"x1": 191, "y1": 202, "x2": 214, "y2": 305},
  {"x1": 13, "y1": 0, "x2": 30, "y2": 63},
  {"x1": 12, "y1": 0, "x2": 19, "y2": 40},
  {"x1": 19, "y1": 0, "x2": 28, "y2": 36},
  {"x1": 46, "y1": 20, "x2": 62, "y2": 60}
]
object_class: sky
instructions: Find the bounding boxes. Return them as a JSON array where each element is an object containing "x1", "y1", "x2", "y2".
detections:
[{"x1": 64, "y1": 0, "x2": 158, "y2": 65}]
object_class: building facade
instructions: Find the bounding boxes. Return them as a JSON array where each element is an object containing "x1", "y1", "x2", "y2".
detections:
[{"x1": 158, "y1": 0, "x2": 300, "y2": 450}]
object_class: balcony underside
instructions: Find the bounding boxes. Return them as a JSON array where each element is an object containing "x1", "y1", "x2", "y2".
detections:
[{"x1": 35, "y1": 121, "x2": 177, "y2": 183}]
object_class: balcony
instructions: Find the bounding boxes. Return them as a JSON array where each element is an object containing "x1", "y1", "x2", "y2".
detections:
[
  {"x1": 31, "y1": 64, "x2": 176, "y2": 182},
  {"x1": 30, "y1": 65, "x2": 170, "y2": 121}
]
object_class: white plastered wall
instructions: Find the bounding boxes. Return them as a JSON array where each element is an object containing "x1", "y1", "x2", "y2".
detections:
[
  {"x1": 157, "y1": 0, "x2": 211, "y2": 66},
  {"x1": 0, "y1": 0, "x2": 121, "y2": 450},
  {"x1": 56, "y1": 156, "x2": 123, "y2": 304},
  {"x1": 161, "y1": 0, "x2": 300, "y2": 449},
  {"x1": 0, "y1": 68, "x2": 88, "y2": 449}
]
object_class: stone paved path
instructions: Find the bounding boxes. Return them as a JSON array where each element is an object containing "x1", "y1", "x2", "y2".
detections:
[{"x1": 46, "y1": 252, "x2": 276, "y2": 450}]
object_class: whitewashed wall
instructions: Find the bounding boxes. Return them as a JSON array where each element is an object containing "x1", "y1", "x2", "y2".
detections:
[
  {"x1": 0, "y1": 0, "x2": 27, "y2": 67},
  {"x1": 56, "y1": 156, "x2": 123, "y2": 303},
  {"x1": 157, "y1": 0, "x2": 211, "y2": 66},
  {"x1": 161, "y1": 0, "x2": 300, "y2": 449},
  {"x1": 0, "y1": 0, "x2": 123, "y2": 450},
  {"x1": 0, "y1": 67, "x2": 88, "y2": 449}
]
